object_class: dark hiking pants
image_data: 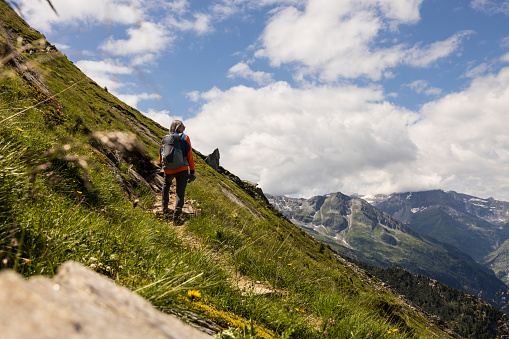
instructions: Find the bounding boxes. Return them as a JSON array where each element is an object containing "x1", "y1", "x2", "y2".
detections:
[{"x1": 161, "y1": 170, "x2": 188, "y2": 215}]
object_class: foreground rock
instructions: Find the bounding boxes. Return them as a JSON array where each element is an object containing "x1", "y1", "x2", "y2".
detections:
[{"x1": 0, "y1": 261, "x2": 211, "y2": 339}]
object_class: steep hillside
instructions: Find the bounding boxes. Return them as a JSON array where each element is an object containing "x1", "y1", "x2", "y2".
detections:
[
  {"x1": 355, "y1": 263, "x2": 509, "y2": 338},
  {"x1": 367, "y1": 190, "x2": 509, "y2": 262},
  {"x1": 482, "y1": 239, "x2": 509, "y2": 283},
  {"x1": 0, "y1": 2, "x2": 470, "y2": 338},
  {"x1": 266, "y1": 193, "x2": 509, "y2": 312}
]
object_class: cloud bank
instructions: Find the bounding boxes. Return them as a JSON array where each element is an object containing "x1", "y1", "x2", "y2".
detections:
[
  {"x1": 255, "y1": 0, "x2": 471, "y2": 81},
  {"x1": 187, "y1": 82, "x2": 419, "y2": 197},
  {"x1": 188, "y1": 66, "x2": 509, "y2": 199}
]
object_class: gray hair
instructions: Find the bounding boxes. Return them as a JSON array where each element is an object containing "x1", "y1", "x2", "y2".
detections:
[{"x1": 169, "y1": 120, "x2": 185, "y2": 133}]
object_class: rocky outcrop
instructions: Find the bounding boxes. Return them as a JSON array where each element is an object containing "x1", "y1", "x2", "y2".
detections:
[
  {"x1": 0, "y1": 23, "x2": 60, "y2": 110},
  {"x1": 205, "y1": 148, "x2": 220, "y2": 171},
  {"x1": 0, "y1": 261, "x2": 211, "y2": 339},
  {"x1": 196, "y1": 148, "x2": 268, "y2": 205}
]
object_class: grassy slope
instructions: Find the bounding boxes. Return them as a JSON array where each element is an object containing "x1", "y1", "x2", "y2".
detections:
[
  {"x1": 482, "y1": 238, "x2": 509, "y2": 284},
  {"x1": 354, "y1": 262, "x2": 509, "y2": 339},
  {"x1": 0, "y1": 2, "x2": 457, "y2": 337}
]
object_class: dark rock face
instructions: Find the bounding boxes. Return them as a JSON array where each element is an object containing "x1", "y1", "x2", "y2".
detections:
[
  {"x1": 206, "y1": 148, "x2": 220, "y2": 171},
  {"x1": 0, "y1": 261, "x2": 211, "y2": 339}
]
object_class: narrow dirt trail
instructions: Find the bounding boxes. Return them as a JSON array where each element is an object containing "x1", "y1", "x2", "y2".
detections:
[{"x1": 150, "y1": 175, "x2": 284, "y2": 298}]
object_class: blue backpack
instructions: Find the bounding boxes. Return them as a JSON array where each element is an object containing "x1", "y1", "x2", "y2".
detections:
[{"x1": 160, "y1": 133, "x2": 189, "y2": 169}]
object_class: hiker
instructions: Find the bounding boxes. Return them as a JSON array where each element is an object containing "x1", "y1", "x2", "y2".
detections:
[{"x1": 159, "y1": 120, "x2": 195, "y2": 224}]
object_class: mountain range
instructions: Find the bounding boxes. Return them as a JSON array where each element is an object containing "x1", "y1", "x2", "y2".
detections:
[
  {"x1": 366, "y1": 190, "x2": 509, "y2": 282},
  {"x1": 266, "y1": 190, "x2": 509, "y2": 311}
]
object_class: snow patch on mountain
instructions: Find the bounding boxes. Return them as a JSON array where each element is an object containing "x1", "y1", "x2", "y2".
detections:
[{"x1": 411, "y1": 207, "x2": 427, "y2": 213}]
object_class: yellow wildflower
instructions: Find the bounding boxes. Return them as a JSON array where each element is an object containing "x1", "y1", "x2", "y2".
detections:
[{"x1": 188, "y1": 290, "x2": 201, "y2": 299}]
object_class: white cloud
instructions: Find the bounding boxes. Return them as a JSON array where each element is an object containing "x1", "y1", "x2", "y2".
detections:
[
  {"x1": 210, "y1": 0, "x2": 304, "y2": 20},
  {"x1": 501, "y1": 36, "x2": 509, "y2": 48},
  {"x1": 100, "y1": 22, "x2": 173, "y2": 56},
  {"x1": 227, "y1": 62, "x2": 274, "y2": 85},
  {"x1": 75, "y1": 59, "x2": 132, "y2": 92},
  {"x1": 130, "y1": 53, "x2": 158, "y2": 67},
  {"x1": 407, "y1": 80, "x2": 428, "y2": 93},
  {"x1": 377, "y1": 0, "x2": 423, "y2": 23},
  {"x1": 89, "y1": 76, "x2": 125, "y2": 93},
  {"x1": 142, "y1": 109, "x2": 181, "y2": 130},
  {"x1": 255, "y1": 0, "x2": 470, "y2": 82},
  {"x1": 463, "y1": 53, "x2": 509, "y2": 78},
  {"x1": 193, "y1": 13, "x2": 213, "y2": 35},
  {"x1": 116, "y1": 93, "x2": 161, "y2": 109},
  {"x1": 410, "y1": 66, "x2": 509, "y2": 199},
  {"x1": 75, "y1": 59, "x2": 162, "y2": 109},
  {"x1": 210, "y1": 2, "x2": 238, "y2": 20},
  {"x1": 166, "y1": 12, "x2": 213, "y2": 35},
  {"x1": 76, "y1": 59, "x2": 132, "y2": 75},
  {"x1": 54, "y1": 43, "x2": 70, "y2": 50},
  {"x1": 186, "y1": 81, "x2": 419, "y2": 197},
  {"x1": 471, "y1": 0, "x2": 509, "y2": 15},
  {"x1": 424, "y1": 87, "x2": 442, "y2": 96},
  {"x1": 463, "y1": 62, "x2": 490, "y2": 78},
  {"x1": 17, "y1": 0, "x2": 143, "y2": 31},
  {"x1": 407, "y1": 80, "x2": 442, "y2": 96},
  {"x1": 187, "y1": 67, "x2": 509, "y2": 200},
  {"x1": 186, "y1": 91, "x2": 201, "y2": 102},
  {"x1": 165, "y1": 0, "x2": 189, "y2": 16},
  {"x1": 405, "y1": 31, "x2": 474, "y2": 67}
]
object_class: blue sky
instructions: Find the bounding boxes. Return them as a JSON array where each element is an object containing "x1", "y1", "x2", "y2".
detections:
[{"x1": 13, "y1": 0, "x2": 509, "y2": 201}]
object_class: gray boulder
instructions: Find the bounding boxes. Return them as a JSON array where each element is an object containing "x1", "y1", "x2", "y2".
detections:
[{"x1": 0, "y1": 261, "x2": 211, "y2": 339}]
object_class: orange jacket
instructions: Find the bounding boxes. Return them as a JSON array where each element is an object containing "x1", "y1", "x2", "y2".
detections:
[{"x1": 159, "y1": 134, "x2": 195, "y2": 175}]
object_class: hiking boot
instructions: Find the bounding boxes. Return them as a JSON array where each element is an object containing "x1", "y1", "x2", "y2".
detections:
[
  {"x1": 162, "y1": 207, "x2": 170, "y2": 214},
  {"x1": 172, "y1": 209, "x2": 183, "y2": 225},
  {"x1": 172, "y1": 215, "x2": 184, "y2": 226}
]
